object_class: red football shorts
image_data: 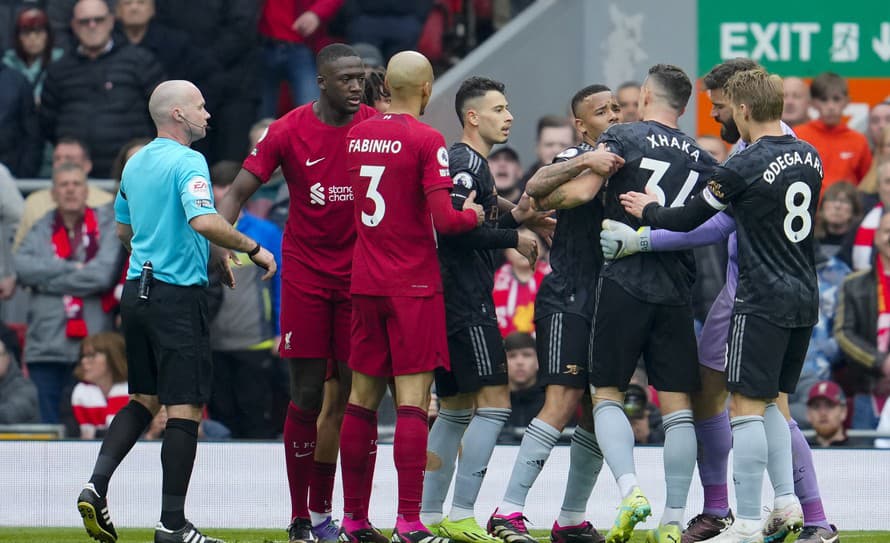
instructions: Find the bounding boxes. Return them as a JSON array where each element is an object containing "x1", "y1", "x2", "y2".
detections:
[
  {"x1": 279, "y1": 279, "x2": 351, "y2": 362},
  {"x1": 349, "y1": 294, "x2": 450, "y2": 377}
]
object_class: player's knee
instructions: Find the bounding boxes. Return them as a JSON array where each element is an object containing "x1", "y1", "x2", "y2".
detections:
[
  {"x1": 658, "y1": 390, "x2": 692, "y2": 414},
  {"x1": 475, "y1": 384, "x2": 510, "y2": 408},
  {"x1": 439, "y1": 392, "x2": 474, "y2": 411},
  {"x1": 592, "y1": 386, "x2": 623, "y2": 405},
  {"x1": 288, "y1": 358, "x2": 327, "y2": 410},
  {"x1": 291, "y1": 382, "x2": 324, "y2": 411},
  {"x1": 130, "y1": 394, "x2": 162, "y2": 416},
  {"x1": 538, "y1": 392, "x2": 582, "y2": 430}
]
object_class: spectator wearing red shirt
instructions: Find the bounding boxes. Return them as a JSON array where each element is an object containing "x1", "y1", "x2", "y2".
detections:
[
  {"x1": 258, "y1": 0, "x2": 344, "y2": 118},
  {"x1": 71, "y1": 332, "x2": 129, "y2": 439},
  {"x1": 493, "y1": 232, "x2": 549, "y2": 337},
  {"x1": 795, "y1": 72, "x2": 872, "y2": 194}
]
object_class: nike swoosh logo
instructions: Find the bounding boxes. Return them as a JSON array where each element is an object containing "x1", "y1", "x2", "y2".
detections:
[
  {"x1": 820, "y1": 536, "x2": 839, "y2": 543},
  {"x1": 294, "y1": 451, "x2": 313, "y2": 458},
  {"x1": 306, "y1": 157, "x2": 326, "y2": 166}
]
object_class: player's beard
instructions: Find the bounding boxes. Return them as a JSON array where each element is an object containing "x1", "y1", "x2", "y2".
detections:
[{"x1": 720, "y1": 118, "x2": 741, "y2": 144}]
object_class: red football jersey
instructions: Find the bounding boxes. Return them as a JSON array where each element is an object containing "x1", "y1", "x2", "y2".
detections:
[
  {"x1": 347, "y1": 113, "x2": 453, "y2": 296},
  {"x1": 242, "y1": 102, "x2": 377, "y2": 289}
]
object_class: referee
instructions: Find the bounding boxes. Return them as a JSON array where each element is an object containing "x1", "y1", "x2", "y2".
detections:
[{"x1": 77, "y1": 80, "x2": 276, "y2": 543}]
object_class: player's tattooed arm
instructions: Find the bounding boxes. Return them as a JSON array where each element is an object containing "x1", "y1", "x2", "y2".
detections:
[
  {"x1": 534, "y1": 172, "x2": 603, "y2": 210},
  {"x1": 526, "y1": 145, "x2": 623, "y2": 202},
  {"x1": 526, "y1": 154, "x2": 598, "y2": 199}
]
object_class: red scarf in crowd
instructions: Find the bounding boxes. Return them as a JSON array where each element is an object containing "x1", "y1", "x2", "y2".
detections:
[
  {"x1": 493, "y1": 261, "x2": 550, "y2": 337},
  {"x1": 51, "y1": 208, "x2": 100, "y2": 338},
  {"x1": 853, "y1": 203, "x2": 882, "y2": 271},
  {"x1": 876, "y1": 255, "x2": 890, "y2": 353}
]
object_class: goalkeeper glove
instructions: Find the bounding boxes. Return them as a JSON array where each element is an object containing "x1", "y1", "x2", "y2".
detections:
[{"x1": 600, "y1": 219, "x2": 651, "y2": 260}]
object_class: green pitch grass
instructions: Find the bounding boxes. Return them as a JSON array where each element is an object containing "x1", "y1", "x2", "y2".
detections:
[{"x1": 2, "y1": 529, "x2": 890, "y2": 543}]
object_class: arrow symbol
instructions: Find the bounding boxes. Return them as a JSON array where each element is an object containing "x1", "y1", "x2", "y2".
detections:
[{"x1": 874, "y1": 22, "x2": 890, "y2": 61}]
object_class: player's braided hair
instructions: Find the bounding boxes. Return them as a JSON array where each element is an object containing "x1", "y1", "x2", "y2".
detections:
[
  {"x1": 362, "y1": 67, "x2": 389, "y2": 108},
  {"x1": 455, "y1": 76, "x2": 506, "y2": 126}
]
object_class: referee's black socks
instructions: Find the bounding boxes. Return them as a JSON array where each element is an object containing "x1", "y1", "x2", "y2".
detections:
[
  {"x1": 160, "y1": 418, "x2": 199, "y2": 530},
  {"x1": 89, "y1": 400, "x2": 154, "y2": 496}
]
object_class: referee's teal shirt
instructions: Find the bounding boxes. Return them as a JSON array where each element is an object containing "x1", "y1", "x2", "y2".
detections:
[{"x1": 115, "y1": 137, "x2": 217, "y2": 286}]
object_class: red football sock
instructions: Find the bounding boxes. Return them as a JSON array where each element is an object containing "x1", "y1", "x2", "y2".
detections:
[
  {"x1": 309, "y1": 461, "x2": 337, "y2": 514},
  {"x1": 394, "y1": 405, "x2": 429, "y2": 522},
  {"x1": 362, "y1": 421, "x2": 378, "y2": 517},
  {"x1": 284, "y1": 402, "x2": 319, "y2": 521},
  {"x1": 341, "y1": 403, "x2": 377, "y2": 522}
]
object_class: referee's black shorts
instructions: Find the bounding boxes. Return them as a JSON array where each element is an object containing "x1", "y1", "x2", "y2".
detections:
[
  {"x1": 590, "y1": 277, "x2": 699, "y2": 393},
  {"x1": 435, "y1": 324, "x2": 507, "y2": 398},
  {"x1": 121, "y1": 279, "x2": 213, "y2": 405},
  {"x1": 536, "y1": 312, "x2": 590, "y2": 389},
  {"x1": 725, "y1": 313, "x2": 812, "y2": 399}
]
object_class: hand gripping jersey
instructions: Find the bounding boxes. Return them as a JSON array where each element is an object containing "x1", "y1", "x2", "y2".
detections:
[
  {"x1": 598, "y1": 121, "x2": 718, "y2": 305},
  {"x1": 534, "y1": 142, "x2": 604, "y2": 321},
  {"x1": 438, "y1": 142, "x2": 520, "y2": 333}
]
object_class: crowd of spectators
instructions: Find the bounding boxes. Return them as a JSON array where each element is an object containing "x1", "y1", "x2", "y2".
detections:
[{"x1": 1, "y1": 0, "x2": 890, "y2": 447}]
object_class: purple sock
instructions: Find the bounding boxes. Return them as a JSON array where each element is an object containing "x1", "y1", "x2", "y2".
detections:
[
  {"x1": 695, "y1": 410, "x2": 731, "y2": 517},
  {"x1": 788, "y1": 418, "x2": 831, "y2": 530}
]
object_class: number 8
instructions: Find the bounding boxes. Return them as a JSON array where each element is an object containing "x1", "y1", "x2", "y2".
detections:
[{"x1": 783, "y1": 181, "x2": 812, "y2": 243}]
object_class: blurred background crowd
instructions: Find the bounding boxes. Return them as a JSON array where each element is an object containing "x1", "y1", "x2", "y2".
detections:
[{"x1": 1, "y1": 0, "x2": 889, "y2": 450}]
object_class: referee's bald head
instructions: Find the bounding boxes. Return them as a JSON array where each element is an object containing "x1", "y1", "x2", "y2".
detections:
[{"x1": 149, "y1": 80, "x2": 201, "y2": 127}]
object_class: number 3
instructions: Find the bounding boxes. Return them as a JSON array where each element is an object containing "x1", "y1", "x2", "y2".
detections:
[
  {"x1": 360, "y1": 165, "x2": 386, "y2": 227},
  {"x1": 784, "y1": 181, "x2": 812, "y2": 243}
]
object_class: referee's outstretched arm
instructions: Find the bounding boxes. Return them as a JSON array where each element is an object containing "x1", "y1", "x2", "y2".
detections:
[{"x1": 190, "y1": 213, "x2": 277, "y2": 282}]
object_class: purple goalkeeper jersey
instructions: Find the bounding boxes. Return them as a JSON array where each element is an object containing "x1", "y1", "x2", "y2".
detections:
[{"x1": 647, "y1": 121, "x2": 796, "y2": 370}]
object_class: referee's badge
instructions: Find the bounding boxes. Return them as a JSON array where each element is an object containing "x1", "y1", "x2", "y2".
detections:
[{"x1": 188, "y1": 177, "x2": 210, "y2": 198}]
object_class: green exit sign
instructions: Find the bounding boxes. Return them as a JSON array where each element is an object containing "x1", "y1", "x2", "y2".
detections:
[{"x1": 699, "y1": 1, "x2": 890, "y2": 77}]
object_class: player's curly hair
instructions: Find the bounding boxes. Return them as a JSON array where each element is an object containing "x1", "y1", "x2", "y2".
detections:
[
  {"x1": 646, "y1": 64, "x2": 692, "y2": 112},
  {"x1": 702, "y1": 58, "x2": 760, "y2": 91},
  {"x1": 455, "y1": 76, "x2": 506, "y2": 126}
]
